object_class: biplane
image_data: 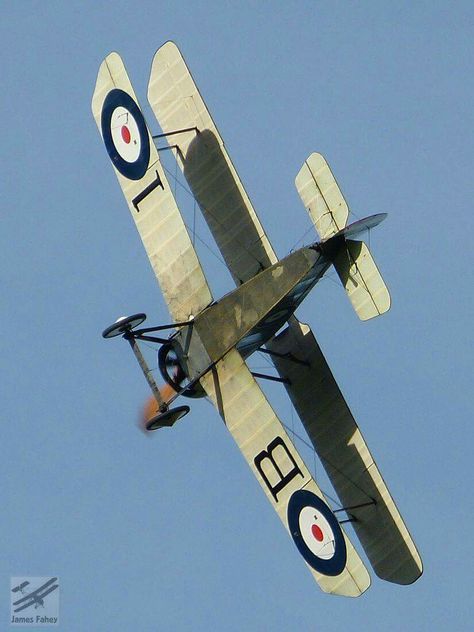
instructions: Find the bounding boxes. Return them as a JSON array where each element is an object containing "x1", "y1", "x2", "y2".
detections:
[{"x1": 92, "y1": 42, "x2": 422, "y2": 597}]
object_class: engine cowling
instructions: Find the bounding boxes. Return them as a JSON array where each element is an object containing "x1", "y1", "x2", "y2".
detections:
[{"x1": 158, "y1": 343, "x2": 205, "y2": 398}]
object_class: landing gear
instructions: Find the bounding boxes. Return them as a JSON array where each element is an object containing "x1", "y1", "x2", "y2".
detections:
[
  {"x1": 102, "y1": 313, "x2": 147, "y2": 338},
  {"x1": 102, "y1": 313, "x2": 192, "y2": 431},
  {"x1": 145, "y1": 405, "x2": 190, "y2": 431}
]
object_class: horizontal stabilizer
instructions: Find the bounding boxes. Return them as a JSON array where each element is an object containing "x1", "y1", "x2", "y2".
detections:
[
  {"x1": 295, "y1": 153, "x2": 348, "y2": 240},
  {"x1": 334, "y1": 240, "x2": 390, "y2": 321},
  {"x1": 267, "y1": 318, "x2": 423, "y2": 585}
]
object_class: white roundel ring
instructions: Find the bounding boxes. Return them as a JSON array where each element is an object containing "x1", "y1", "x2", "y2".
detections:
[
  {"x1": 287, "y1": 490, "x2": 347, "y2": 576},
  {"x1": 101, "y1": 89, "x2": 150, "y2": 180}
]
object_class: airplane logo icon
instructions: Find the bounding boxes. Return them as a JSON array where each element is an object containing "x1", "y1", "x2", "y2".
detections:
[{"x1": 11, "y1": 578, "x2": 58, "y2": 613}]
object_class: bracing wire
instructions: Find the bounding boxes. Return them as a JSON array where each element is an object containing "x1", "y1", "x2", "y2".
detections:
[
  {"x1": 281, "y1": 421, "x2": 342, "y2": 507},
  {"x1": 161, "y1": 160, "x2": 269, "y2": 272},
  {"x1": 160, "y1": 145, "x2": 328, "y2": 272}
]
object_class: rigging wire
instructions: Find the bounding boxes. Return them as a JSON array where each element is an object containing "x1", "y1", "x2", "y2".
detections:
[
  {"x1": 161, "y1": 159, "x2": 270, "y2": 272},
  {"x1": 160, "y1": 143, "x2": 339, "y2": 274},
  {"x1": 288, "y1": 221, "x2": 318, "y2": 253},
  {"x1": 160, "y1": 148, "x2": 351, "y2": 290},
  {"x1": 255, "y1": 348, "x2": 376, "y2": 505},
  {"x1": 156, "y1": 145, "x2": 379, "y2": 508},
  {"x1": 281, "y1": 422, "x2": 342, "y2": 508},
  {"x1": 255, "y1": 350, "x2": 344, "y2": 508}
]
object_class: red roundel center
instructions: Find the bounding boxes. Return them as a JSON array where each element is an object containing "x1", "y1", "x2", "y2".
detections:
[
  {"x1": 121, "y1": 125, "x2": 131, "y2": 144},
  {"x1": 311, "y1": 524, "x2": 324, "y2": 542}
]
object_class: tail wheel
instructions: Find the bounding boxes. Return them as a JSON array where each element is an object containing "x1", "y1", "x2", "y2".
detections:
[{"x1": 158, "y1": 343, "x2": 205, "y2": 399}]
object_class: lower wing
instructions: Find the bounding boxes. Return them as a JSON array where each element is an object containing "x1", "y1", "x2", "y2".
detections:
[
  {"x1": 199, "y1": 348, "x2": 370, "y2": 597},
  {"x1": 266, "y1": 317, "x2": 423, "y2": 585}
]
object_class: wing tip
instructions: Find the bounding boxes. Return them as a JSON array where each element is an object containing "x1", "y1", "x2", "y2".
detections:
[
  {"x1": 91, "y1": 50, "x2": 124, "y2": 112},
  {"x1": 150, "y1": 39, "x2": 181, "y2": 65}
]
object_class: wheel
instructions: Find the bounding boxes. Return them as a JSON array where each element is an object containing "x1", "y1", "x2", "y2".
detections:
[
  {"x1": 102, "y1": 313, "x2": 147, "y2": 339},
  {"x1": 145, "y1": 405, "x2": 190, "y2": 431}
]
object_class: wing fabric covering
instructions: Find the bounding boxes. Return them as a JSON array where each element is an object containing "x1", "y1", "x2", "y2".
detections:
[
  {"x1": 147, "y1": 41, "x2": 277, "y2": 285},
  {"x1": 267, "y1": 318, "x2": 423, "y2": 585},
  {"x1": 333, "y1": 240, "x2": 391, "y2": 321},
  {"x1": 295, "y1": 153, "x2": 349, "y2": 240},
  {"x1": 200, "y1": 348, "x2": 371, "y2": 597},
  {"x1": 91, "y1": 52, "x2": 212, "y2": 322}
]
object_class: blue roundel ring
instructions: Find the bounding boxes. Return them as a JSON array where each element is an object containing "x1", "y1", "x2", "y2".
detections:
[
  {"x1": 287, "y1": 489, "x2": 347, "y2": 576},
  {"x1": 101, "y1": 88, "x2": 150, "y2": 180}
]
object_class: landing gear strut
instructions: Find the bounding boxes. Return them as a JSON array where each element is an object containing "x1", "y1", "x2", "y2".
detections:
[{"x1": 102, "y1": 313, "x2": 191, "y2": 431}]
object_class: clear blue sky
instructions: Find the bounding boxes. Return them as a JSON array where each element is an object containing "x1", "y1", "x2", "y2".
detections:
[{"x1": 1, "y1": 2, "x2": 473, "y2": 630}]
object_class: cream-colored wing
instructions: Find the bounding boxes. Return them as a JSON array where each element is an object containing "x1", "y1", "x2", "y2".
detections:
[
  {"x1": 92, "y1": 52, "x2": 212, "y2": 322},
  {"x1": 334, "y1": 240, "x2": 391, "y2": 320},
  {"x1": 200, "y1": 348, "x2": 371, "y2": 597},
  {"x1": 267, "y1": 318, "x2": 423, "y2": 585},
  {"x1": 147, "y1": 41, "x2": 277, "y2": 285},
  {"x1": 295, "y1": 152, "x2": 349, "y2": 240}
]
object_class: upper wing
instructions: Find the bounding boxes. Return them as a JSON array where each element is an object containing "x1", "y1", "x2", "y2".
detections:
[
  {"x1": 147, "y1": 41, "x2": 277, "y2": 285},
  {"x1": 199, "y1": 348, "x2": 371, "y2": 597},
  {"x1": 92, "y1": 52, "x2": 213, "y2": 322},
  {"x1": 266, "y1": 318, "x2": 423, "y2": 585}
]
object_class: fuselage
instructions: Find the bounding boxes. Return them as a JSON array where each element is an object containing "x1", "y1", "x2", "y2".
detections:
[{"x1": 170, "y1": 235, "x2": 344, "y2": 383}]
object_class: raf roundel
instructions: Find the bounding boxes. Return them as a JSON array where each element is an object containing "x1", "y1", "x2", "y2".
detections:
[
  {"x1": 287, "y1": 489, "x2": 347, "y2": 576},
  {"x1": 101, "y1": 88, "x2": 150, "y2": 180}
]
